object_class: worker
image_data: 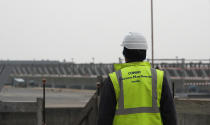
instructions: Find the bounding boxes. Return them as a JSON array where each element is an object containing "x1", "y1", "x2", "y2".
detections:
[{"x1": 97, "y1": 32, "x2": 177, "y2": 125}]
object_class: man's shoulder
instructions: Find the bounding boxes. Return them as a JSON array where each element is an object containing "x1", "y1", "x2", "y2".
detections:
[{"x1": 101, "y1": 76, "x2": 115, "y2": 92}]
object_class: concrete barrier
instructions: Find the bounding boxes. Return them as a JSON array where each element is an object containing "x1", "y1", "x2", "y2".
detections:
[
  {"x1": 1, "y1": 98, "x2": 210, "y2": 125},
  {"x1": 0, "y1": 98, "x2": 43, "y2": 125},
  {"x1": 175, "y1": 98, "x2": 210, "y2": 125}
]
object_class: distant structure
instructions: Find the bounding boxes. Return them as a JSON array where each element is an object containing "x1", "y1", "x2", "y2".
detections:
[{"x1": 0, "y1": 59, "x2": 210, "y2": 92}]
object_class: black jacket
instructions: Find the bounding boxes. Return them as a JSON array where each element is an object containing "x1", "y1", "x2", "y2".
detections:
[{"x1": 97, "y1": 72, "x2": 177, "y2": 125}]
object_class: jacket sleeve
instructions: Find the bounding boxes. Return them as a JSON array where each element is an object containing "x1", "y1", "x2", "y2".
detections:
[
  {"x1": 160, "y1": 73, "x2": 177, "y2": 125},
  {"x1": 97, "y1": 77, "x2": 116, "y2": 125}
]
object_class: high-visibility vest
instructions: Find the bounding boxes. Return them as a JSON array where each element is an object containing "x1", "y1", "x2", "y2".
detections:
[{"x1": 109, "y1": 61, "x2": 164, "y2": 125}]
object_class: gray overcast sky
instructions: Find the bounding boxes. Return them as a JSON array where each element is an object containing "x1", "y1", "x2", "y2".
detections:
[{"x1": 0, "y1": 0, "x2": 209, "y2": 63}]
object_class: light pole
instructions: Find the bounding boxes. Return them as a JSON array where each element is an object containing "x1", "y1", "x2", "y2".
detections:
[{"x1": 151, "y1": 0, "x2": 154, "y2": 68}]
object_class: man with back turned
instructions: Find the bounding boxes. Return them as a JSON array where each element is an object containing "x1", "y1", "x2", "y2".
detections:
[{"x1": 98, "y1": 32, "x2": 177, "y2": 125}]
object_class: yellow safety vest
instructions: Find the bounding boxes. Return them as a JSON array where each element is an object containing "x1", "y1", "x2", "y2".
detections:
[{"x1": 109, "y1": 61, "x2": 164, "y2": 125}]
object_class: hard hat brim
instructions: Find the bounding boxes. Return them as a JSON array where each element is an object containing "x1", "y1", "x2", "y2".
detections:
[{"x1": 121, "y1": 43, "x2": 148, "y2": 50}]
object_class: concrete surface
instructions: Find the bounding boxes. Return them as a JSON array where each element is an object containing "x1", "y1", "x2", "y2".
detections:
[{"x1": 0, "y1": 86, "x2": 95, "y2": 107}]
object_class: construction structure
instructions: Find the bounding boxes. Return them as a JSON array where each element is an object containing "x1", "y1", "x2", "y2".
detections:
[{"x1": 0, "y1": 59, "x2": 210, "y2": 94}]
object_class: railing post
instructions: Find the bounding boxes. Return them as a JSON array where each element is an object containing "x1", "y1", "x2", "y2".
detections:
[{"x1": 172, "y1": 82, "x2": 175, "y2": 99}]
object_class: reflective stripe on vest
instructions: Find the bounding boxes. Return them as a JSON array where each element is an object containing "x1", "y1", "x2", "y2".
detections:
[{"x1": 115, "y1": 68, "x2": 159, "y2": 115}]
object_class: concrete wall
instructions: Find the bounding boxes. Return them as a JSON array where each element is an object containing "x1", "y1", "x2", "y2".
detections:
[
  {"x1": 46, "y1": 108, "x2": 83, "y2": 125},
  {"x1": 177, "y1": 113, "x2": 210, "y2": 125},
  {"x1": 0, "y1": 98, "x2": 42, "y2": 125},
  {"x1": 0, "y1": 108, "x2": 83, "y2": 125},
  {"x1": 0, "y1": 94, "x2": 98, "y2": 125},
  {"x1": 1, "y1": 99, "x2": 210, "y2": 125},
  {"x1": 0, "y1": 112, "x2": 37, "y2": 125},
  {"x1": 175, "y1": 99, "x2": 210, "y2": 125}
]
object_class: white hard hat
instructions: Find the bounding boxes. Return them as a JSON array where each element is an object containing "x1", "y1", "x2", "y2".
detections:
[{"x1": 121, "y1": 32, "x2": 148, "y2": 50}]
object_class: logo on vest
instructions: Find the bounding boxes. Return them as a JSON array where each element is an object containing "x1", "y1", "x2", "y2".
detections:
[{"x1": 128, "y1": 71, "x2": 141, "y2": 75}]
